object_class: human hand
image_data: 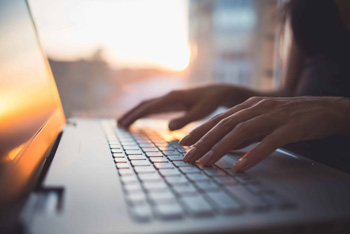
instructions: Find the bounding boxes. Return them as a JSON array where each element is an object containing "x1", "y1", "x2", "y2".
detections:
[
  {"x1": 118, "y1": 84, "x2": 252, "y2": 131},
  {"x1": 179, "y1": 96, "x2": 350, "y2": 172}
]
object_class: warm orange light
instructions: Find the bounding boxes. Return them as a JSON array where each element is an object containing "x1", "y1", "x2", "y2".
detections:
[{"x1": 31, "y1": 0, "x2": 190, "y2": 71}]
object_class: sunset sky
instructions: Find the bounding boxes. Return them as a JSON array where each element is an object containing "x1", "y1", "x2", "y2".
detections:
[{"x1": 29, "y1": 0, "x2": 190, "y2": 71}]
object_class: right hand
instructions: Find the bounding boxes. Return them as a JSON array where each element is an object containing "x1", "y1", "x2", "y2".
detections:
[{"x1": 118, "y1": 84, "x2": 254, "y2": 131}]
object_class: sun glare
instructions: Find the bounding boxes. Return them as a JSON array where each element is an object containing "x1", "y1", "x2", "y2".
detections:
[{"x1": 30, "y1": 0, "x2": 190, "y2": 71}]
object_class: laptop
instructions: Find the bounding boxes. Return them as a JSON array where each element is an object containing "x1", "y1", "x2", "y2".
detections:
[{"x1": 1, "y1": 0, "x2": 350, "y2": 233}]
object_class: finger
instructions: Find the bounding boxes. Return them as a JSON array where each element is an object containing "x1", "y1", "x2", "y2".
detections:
[
  {"x1": 232, "y1": 136, "x2": 263, "y2": 150},
  {"x1": 183, "y1": 110, "x2": 269, "y2": 163},
  {"x1": 168, "y1": 98, "x2": 219, "y2": 131},
  {"x1": 118, "y1": 98, "x2": 156, "y2": 127},
  {"x1": 118, "y1": 98, "x2": 159, "y2": 128},
  {"x1": 179, "y1": 96, "x2": 264, "y2": 146},
  {"x1": 232, "y1": 126, "x2": 292, "y2": 172},
  {"x1": 119, "y1": 91, "x2": 184, "y2": 128},
  {"x1": 197, "y1": 116, "x2": 280, "y2": 166}
]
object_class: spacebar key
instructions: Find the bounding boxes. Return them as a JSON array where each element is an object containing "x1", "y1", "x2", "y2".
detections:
[{"x1": 179, "y1": 195, "x2": 213, "y2": 217}]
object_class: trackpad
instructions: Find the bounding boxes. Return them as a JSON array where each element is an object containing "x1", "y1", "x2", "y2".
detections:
[{"x1": 215, "y1": 146, "x2": 308, "y2": 176}]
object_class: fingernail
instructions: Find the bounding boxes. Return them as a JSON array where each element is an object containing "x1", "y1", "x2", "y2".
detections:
[
  {"x1": 232, "y1": 157, "x2": 247, "y2": 172},
  {"x1": 183, "y1": 147, "x2": 197, "y2": 162},
  {"x1": 179, "y1": 134, "x2": 191, "y2": 145},
  {"x1": 199, "y1": 151, "x2": 213, "y2": 165}
]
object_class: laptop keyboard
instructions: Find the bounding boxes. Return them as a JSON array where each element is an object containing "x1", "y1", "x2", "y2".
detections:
[{"x1": 102, "y1": 120, "x2": 295, "y2": 222}]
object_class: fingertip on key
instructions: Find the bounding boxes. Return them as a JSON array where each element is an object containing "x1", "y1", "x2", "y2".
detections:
[
  {"x1": 179, "y1": 134, "x2": 191, "y2": 145},
  {"x1": 232, "y1": 157, "x2": 247, "y2": 172},
  {"x1": 199, "y1": 150, "x2": 213, "y2": 165},
  {"x1": 183, "y1": 147, "x2": 197, "y2": 162}
]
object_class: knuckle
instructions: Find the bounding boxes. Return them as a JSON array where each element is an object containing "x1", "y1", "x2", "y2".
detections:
[
  {"x1": 234, "y1": 122, "x2": 250, "y2": 133},
  {"x1": 210, "y1": 113, "x2": 223, "y2": 123},
  {"x1": 247, "y1": 96, "x2": 262, "y2": 103},
  {"x1": 257, "y1": 98, "x2": 278, "y2": 108},
  {"x1": 217, "y1": 117, "x2": 232, "y2": 128},
  {"x1": 234, "y1": 103, "x2": 249, "y2": 110}
]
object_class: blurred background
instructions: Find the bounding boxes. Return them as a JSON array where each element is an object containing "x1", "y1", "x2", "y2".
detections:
[{"x1": 29, "y1": 0, "x2": 281, "y2": 118}]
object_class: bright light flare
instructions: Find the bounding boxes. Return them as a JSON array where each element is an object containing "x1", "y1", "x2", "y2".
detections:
[{"x1": 30, "y1": 0, "x2": 190, "y2": 71}]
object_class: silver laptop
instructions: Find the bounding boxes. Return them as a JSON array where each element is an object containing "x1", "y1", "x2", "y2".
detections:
[{"x1": 1, "y1": 0, "x2": 350, "y2": 233}]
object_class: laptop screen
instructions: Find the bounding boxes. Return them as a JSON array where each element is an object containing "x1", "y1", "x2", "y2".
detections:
[
  {"x1": 0, "y1": 0, "x2": 61, "y2": 163},
  {"x1": 0, "y1": 0, "x2": 65, "y2": 203}
]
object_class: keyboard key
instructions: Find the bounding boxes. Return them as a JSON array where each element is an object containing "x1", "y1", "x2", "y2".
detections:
[
  {"x1": 165, "y1": 175, "x2": 189, "y2": 185},
  {"x1": 186, "y1": 173, "x2": 210, "y2": 182},
  {"x1": 180, "y1": 167, "x2": 201, "y2": 174},
  {"x1": 215, "y1": 159, "x2": 232, "y2": 169},
  {"x1": 149, "y1": 157, "x2": 169, "y2": 163},
  {"x1": 162, "y1": 150, "x2": 179, "y2": 156},
  {"x1": 131, "y1": 161, "x2": 151, "y2": 166},
  {"x1": 142, "y1": 147, "x2": 159, "y2": 152},
  {"x1": 145, "y1": 152, "x2": 163, "y2": 157},
  {"x1": 213, "y1": 176, "x2": 237, "y2": 185},
  {"x1": 113, "y1": 153, "x2": 126, "y2": 158},
  {"x1": 158, "y1": 146, "x2": 175, "y2": 151},
  {"x1": 168, "y1": 156, "x2": 184, "y2": 161},
  {"x1": 142, "y1": 181, "x2": 168, "y2": 192},
  {"x1": 172, "y1": 184, "x2": 198, "y2": 196},
  {"x1": 224, "y1": 169, "x2": 235, "y2": 176},
  {"x1": 115, "y1": 158, "x2": 128, "y2": 163},
  {"x1": 124, "y1": 146, "x2": 140, "y2": 150},
  {"x1": 139, "y1": 143, "x2": 154, "y2": 148},
  {"x1": 126, "y1": 150, "x2": 143, "y2": 155},
  {"x1": 111, "y1": 149, "x2": 123, "y2": 153},
  {"x1": 118, "y1": 169, "x2": 134, "y2": 176},
  {"x1": 179, "y1": 195, "x2": 214, "y2": 217},
  {"x1": 148, "y1": 191, "x2": 175, "y2": 204},
  {"x1": 120, "y1": 176, "x2": 139, "y2": 184},
  {"x1": 124, "y1": 183, "x2": 143, "y2": 193},
  {"x1": 126, "y1": 193, "x2": 147, "y2": 205},
  {"x1": 137, "y1": 140, "x2": 152, "y2": 144},
  {"x1": 225, "y1": 185, "x2": 269, "y2": 211},
  {"x1": 121, "y1": 142, "x2": 138, "y2": 146},
  {"x1": 129, "y1": 204, "x2": 152, "y2": 222},
  {"x1": 195, "y1": 181, "x2": 220, "y2": 191},
  {"x1": 135, "y1": 167, "x2": 156, "y2": 173},
  {"x1": 153, "y1": 142, "x2": 168, "y2": 147},
  {"x1": 116, "y1": 163, "x2": 131, "y2": 169},
  {"x1": 235, "y1": 174, "x2": 258, "y2": 184},
  {"x1": 138, "y1": 173, "x2": 162, "y2": 182},
  {"x1": 173, "y1": 161, "x2": 193, "y2": 167},
  {"x1": 158, "y1": 169, "x2": 182, "y2": 177},
  {"x1": 153, "y1": 203, "x2": 183, "y2": 220},
  {"x1": 205, "y1": 191, "x2": 243, "y2": 214},
  {"x1": 177, "y1": 148, "x2": 188, "y2": 153},
  {"x1": 128, "y1": 155, "x2": 147, "y2": 160},
  {"x1": 202, "y1": 168, "x2": 227, "y2": 177},
  {"x1": 154, "y1": 163, "x2": 175, "y2": 169}
]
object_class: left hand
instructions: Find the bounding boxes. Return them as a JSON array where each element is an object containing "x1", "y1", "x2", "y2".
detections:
[{"x1": 179, "y1": 96, "x2": 350, "y2": 172}]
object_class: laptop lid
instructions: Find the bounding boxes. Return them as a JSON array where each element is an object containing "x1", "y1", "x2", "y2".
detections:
[{"x1": 0, "y1": 0, "x2": 65, "y2": 209}]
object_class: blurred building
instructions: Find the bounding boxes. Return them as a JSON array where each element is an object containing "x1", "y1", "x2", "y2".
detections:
[
  {"x1": 188, "y1": 0, "x2": 278, "y2": 90},
  {"x1": 49, "y1": 49, "x2": 114, "y2": 117}
]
